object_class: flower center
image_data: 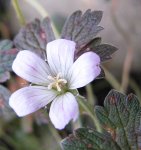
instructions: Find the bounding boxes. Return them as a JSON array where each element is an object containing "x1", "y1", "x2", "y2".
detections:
[{"x1": 47, "y1": 73, "x2": 67, "y2": 92}]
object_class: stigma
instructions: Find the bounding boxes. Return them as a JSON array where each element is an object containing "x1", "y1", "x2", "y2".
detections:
[{"x1": 47, "y1": 73, "x2": 67, "y2": 92}]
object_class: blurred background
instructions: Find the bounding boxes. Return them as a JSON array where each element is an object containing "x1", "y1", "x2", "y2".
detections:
[{"x1": 0, "y1": 0, "x2": 141, "y2": 149}]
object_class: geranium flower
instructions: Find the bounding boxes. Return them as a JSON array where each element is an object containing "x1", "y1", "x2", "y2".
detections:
[{"x1": 9, "y1": 39, "x2": 101, "y2": 129}]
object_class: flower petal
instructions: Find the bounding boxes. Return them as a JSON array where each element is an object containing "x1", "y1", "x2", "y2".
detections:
[
  {"x1": 47, "y1": 39, "x2": 76, "y2": 76},
  {"x1": 49, "y1": 92, "x2": 79, "y2": 130},
  {"x1": 9, "y1": 86, "x2": 57, "y2": 116},
  {"x1": 68, "y1": 52, "x2": 101, "y2": 89},
  {"x1": 12, "y1": 50, "x2": 51, "y2": 84}
]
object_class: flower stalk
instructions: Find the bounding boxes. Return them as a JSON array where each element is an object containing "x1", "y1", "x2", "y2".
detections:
[
  {"x1": 77, "y1": 95, "x2": 102, "y2": 133},
  {"x1": 86, "y1": 84, "x2": 97, "y2": 106}
]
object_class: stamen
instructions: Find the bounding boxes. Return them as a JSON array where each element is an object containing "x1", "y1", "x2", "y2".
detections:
[
  {"x1": 48, "y1": 75, "x2": 55, "y2": 81},
  {"x1": 57, "y1": 72, "x2": 61, "y2": 77},
  {"x1": 56, "y1": 83, "x2": 61, "y2": 92},
  {"x1": 59, "y1": 79, "x2": 67, "y2": 84},
  {"x1": 47, "y1": 73, "x2": 67, "y2": 92}
]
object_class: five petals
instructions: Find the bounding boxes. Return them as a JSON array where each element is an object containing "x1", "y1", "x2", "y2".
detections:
[{"x1": 9, "y1": 39, "x2": 101, "y2": 129}]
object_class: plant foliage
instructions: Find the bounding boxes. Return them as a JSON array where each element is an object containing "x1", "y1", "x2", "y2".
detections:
[{"x1": 61, "y1": 90, "x2": 141, "y2": 150}]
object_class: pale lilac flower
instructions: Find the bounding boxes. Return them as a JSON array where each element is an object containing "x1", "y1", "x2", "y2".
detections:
[{"x1": 9, "y1": 39, "x2": 101, "y2": 129}]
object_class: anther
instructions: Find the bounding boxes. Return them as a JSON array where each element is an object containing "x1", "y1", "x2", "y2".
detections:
[{"x1": 47, "y1": 73, "x2": 67, "y2": 92}]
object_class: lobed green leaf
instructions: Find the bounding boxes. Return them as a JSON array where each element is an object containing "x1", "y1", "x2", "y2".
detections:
[
  {"x1": 62, "y1": 90, "x2": 141, "y2": 150},
  {"x1": 61, "y1": 10, "x2": 118, "y2": 79},
  {"x1": 95, "y1": 89, "x2": 141, "y2": 150},
  {"x1": 61, "y1": 128, "x2": 120, "y2": 150},
  {"x1": 61, "y1": 10, "x2": 103, "y2": 52}
]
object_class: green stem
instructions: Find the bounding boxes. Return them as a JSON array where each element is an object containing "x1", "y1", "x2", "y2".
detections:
[
  {"x1": 12, "y1": 0, "x2": 26, "y2": 25},
  {"x1": 103, "y1": 66, "x2": 120, "y2": 90},
  {"x1": 86, "y1": 84, "x2": 97, "y2": 106},
  {"x1": 24, "y1": 0, "x2": 59, "y2": 38},
  {"x1": 77, "y1": 95, "x2": 102, "y2": 133}
]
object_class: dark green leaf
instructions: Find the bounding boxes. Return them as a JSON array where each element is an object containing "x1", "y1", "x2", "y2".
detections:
[
  {"x1": 62, "y1": 90, "x2": 141, "y2": 150},
  {"x1": 78, "y1": 37, "x2": 102, "y2": 53},
  {"x1": 95, "y1": 89, "x2": 141, "y2": 150},
  {"x1": 76, "y1": 43, "x2": 117, "y2": 79},
  {"x1": 61, "y1": 128, "x2": 121, "y2": 150},
  {"x1": 0, "y1": 40, "x2": 18, "y2": 82},
  {"x1": 61, "y1": 10, "x2": 117, "y2": 80},
  {"x1": 14, "y1": 17, "x2": 55, "y2": 59},
  {"x1": 76, "y1": 44, "x2": 117, "y2": 63},
  {"x1": 75, "y1": 37, "x2": 102, "y2": 59},
  {"x1": 0, "y1": 85, "x2": 15, "y2": 121},
  {"x1": 87, "y1": 37, "x2": 102, "y2": 48},
  {"x1": 61, "y1": 10, "x2": 103, "y2": 51},
  {"x1": 92, "y1": 44, "x2": 118, "y2": 62}
]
